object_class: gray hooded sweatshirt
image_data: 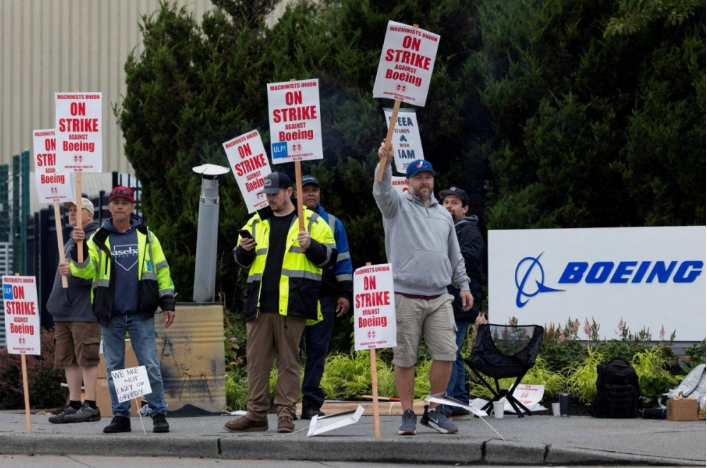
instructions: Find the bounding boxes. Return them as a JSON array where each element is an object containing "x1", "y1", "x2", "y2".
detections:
[{"x1": 373, "y1": 162, "x2": 470, "y2": 296}]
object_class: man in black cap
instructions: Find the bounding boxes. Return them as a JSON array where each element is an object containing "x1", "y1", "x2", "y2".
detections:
[
  {"x1": 299, "y1": 175, "x2": 354, "y2": 419},
  {"x1": 226, "y1": 172, "x2": 337, "y2": 434},
  {"x1": 438, "y1": 186, "x2": 484, "y2": 420}
]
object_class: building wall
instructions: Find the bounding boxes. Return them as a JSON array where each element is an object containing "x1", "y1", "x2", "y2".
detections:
[{"x1": 0, "y1": 0, "x2": 214, "y2": 174}]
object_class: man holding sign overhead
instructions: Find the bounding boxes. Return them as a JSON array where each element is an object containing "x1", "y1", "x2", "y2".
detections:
[
  {"x1": 226, "y1": 172, "x2": 337, "y2": 434},
  {"x1": 373, "y1": 145, "x2": 473, "y2": 436}
]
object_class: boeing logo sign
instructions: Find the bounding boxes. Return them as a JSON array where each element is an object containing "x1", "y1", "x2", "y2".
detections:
[{"x1": 515, "y1": 254, "x2": 703, "y2": 308}]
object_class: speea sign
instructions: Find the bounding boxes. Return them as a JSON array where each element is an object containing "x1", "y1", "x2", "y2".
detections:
[{"x1": 489, "y1": 226, "x2": 706, "y2": 341}]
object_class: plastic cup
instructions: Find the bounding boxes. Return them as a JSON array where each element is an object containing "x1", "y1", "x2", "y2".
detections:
[
  {"x1": 552, "y1": 402, "x2": 561, "y2": 417},
  {"x1": 493, "y1": 400, "x2": 505, "y2": 419},
  {"x1": 559, "y1": 393, "x2": 571, "y2": 417}
]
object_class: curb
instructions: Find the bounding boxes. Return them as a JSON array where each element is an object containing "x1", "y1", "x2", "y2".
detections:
[{"x1": 0, "y1": 433, "x2": 703, "y2": 465}]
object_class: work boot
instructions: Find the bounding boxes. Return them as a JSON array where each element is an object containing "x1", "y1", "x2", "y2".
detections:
[
  {"x1": 398, "y1": 409, "x2": 417, "y2": 435},
  {"x1": 421, "y1": 405, "x2": 459, "y2": 434},
  {"x1": 103, "y1": 416, "x2": 131, "y2": 433},
  {"x1": 277, "y1": 415, "x2": 295, "y2": 433},
  {"x1": 48, "y1": 404, "x2": 79, "y2": 424},
  {"x1": 300, "y1": 400, "x2": 325, "y2": 420},
  {"x1": 224, "y1": 416, "x2": 268, "y2": 432},
  {"x1": 152, "y1": 413, "x2": 170, "y2": 433},
  {"x1": 64, "y1": 402, "x2": 101, "y2": 423}
]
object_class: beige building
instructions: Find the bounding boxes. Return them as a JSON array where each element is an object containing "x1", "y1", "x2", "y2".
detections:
[{"x1": 1, "y1": 0, "x2": 292, "y2": 177}]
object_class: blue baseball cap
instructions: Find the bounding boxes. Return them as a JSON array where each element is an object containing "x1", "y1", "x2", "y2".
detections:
[{"x1": 406, "y1": 159, "x2": 435, "y2": 179}]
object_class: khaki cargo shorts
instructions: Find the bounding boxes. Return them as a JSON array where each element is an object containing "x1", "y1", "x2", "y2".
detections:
[
  {"x1": 54, "y1": 321, "x2": 101, "y2": 368},
  {"x1": 392, "y1": 293, "x2": 457, "y2": 367}
]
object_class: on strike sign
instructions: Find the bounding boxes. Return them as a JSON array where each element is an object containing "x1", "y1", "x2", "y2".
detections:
[
  {"x1": 383, "y1": 108, "x2": 424, "y2": 173},
  {"x1": 2, "y1": 276, "x2": 41, "y2": 355},
  {"x1": 55, "y1": 92, "x2": 102, "y2": 172},
  {"x1": 223, "y1": 130, "x2": 272, "y2": 213},
  {"x1": 33, "y1": 129, "x2": 74, "y2": 203},
  {"x1": 391, "y1": 176, "x2": 409, "y2": 195},
  {"x1": 267, "y1": 79, "x2": 323, "y2": 163},
  {"x1": 372, "y1": 21, "x2": 440, "y2": 107},
  {"x1": 354, "y1": 264, "x2": 396, "y2": 351}
]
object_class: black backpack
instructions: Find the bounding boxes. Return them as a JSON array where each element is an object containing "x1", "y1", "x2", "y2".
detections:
[{"x1": 591, "y1": 357, "x2": 641, "y2": 418}]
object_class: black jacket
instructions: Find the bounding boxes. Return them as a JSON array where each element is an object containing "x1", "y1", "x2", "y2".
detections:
[{"x1": 447, "y1": 215, "x2": 484, "y2": 321}]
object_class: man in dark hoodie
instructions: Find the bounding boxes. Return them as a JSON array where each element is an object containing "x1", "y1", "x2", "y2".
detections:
[
  {"x1": 439, "y1": 187, "x2": 484, "y2": 420},
  {"x1": 64, "y1": 186, "x2": 176, "y2": 434},
  {"x1": 299, "y1": 175, "x2": 354, "y2": 419},
  {"x1": 47, "y1": 197, "x2": 101, "y2": 424}
]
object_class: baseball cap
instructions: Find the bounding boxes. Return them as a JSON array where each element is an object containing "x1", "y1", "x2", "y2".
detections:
[
  {"x1": 406, "y1": 159, "x2": 435, "y2": 179},
  {"x1": 258, "y1": 172, "x2": 292, "y2": 195},
  {"x1": 301, "y1": 175, "x2": 320, "y2": 188},
  {"x1": 63, "y1": 197, "x2": 95, "y2": 213},
  {"x1": 109, "y1": 185, "x2": 135, "y2": 203},
  {"x1": 439, "y1": 187, "x2": 470, "y2": 206}
]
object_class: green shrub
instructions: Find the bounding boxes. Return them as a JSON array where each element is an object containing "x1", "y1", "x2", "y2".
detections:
[
  {"x1": 225, "y1": 370, "x2": 249, "y2": 411},
  {"x1": 565, "y1": 347, "x2": 606, "y2": 405}
]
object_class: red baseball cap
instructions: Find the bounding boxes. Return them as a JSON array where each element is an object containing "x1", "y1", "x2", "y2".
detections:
[{"x1": 109, "y1": 185, "x2": 134, "y2": 203}]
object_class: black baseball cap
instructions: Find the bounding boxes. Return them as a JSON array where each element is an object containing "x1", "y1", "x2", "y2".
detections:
[
  {"x1": 439, "y1": 187, "x2": 469, "y2": 206},
  {"x1": 258, "y1": 172, "x2": 292, "y2": 195},
  {"x1": 301, "y1": 175, "x2": 320, "y2": 188}
]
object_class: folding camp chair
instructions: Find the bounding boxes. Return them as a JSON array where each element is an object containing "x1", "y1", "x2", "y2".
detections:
[{"x1": 464, "y1": 324, "x2": 544, "y2": 418}]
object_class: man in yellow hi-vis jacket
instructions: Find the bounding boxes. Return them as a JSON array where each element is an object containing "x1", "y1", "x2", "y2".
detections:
[
  {"x1": 224, "y1": 172, "x2": 337, "y2": 434},
  {"x1": 64, "y1": 186, "x2": 175, "y2": 435}
]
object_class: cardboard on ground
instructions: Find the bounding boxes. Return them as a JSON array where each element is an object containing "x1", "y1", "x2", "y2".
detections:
[
  {"x1": 111, "y1": 365, "x2": 152, "y2": 403},
  {"x1": 424, "y1": 393, "x2": 488, "y2": 417},
  {"x1": 307, "y1": 405, "x2": 365, "y2": 437}
]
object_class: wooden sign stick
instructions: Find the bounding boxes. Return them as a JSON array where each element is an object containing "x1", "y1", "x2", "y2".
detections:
[
  {"x1": 71, "y1": 88, "x2": 84, "y2": 263},
  {"x1": 53, "y1": 202, "x2": 68, "y2": 288},
  {"x1": 135, "y1": 398, "x2": 147, "y2": 435},
  {"x1": 376, "y1": 24, "x2": 419, "y2": 183},
  {"x1": 15, "y1": 273, "x2": 32, "y2": 433},
  {"x1": 290, "y1": 79, "x2": 307, "y2": 248},
  {"x1": 365, "y1": 261, "x2": 381, "y2": 438}
]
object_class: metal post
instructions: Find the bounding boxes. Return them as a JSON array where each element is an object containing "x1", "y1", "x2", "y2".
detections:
[
  {"x1": 12, "y1": 154, "x2": 20, "y2": 274},
  {"x1": 0, "y1": 164, "x2": 8, "y2": 242},
  {"x1": 21, "y1": 150, "x2": 30, "y2": 275}
]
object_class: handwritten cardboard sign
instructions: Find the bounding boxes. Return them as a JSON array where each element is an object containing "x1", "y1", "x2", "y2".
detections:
[
  {"x1": 354, "y1": 264, "x2": 396, "y2": 351},
  {"x1": 383, "y1": 108, "x2": 424, "y2": 173},
  {"x1": 32, "y1": 129, "x2": 74, "y2": 203},
  {"x1": 111, "y1": 366, "x2": 152, "y2": 403},
  {"x1": 223, "y1": 130, "x2": 272, "y2": 213},
  {"x1": 2, "y1": 276, "x2": 41, "y2": 355},
  {"x1": 372, "y1": 21, "x2": 440, "y2": 107},
  {"x1": 55, "y1": 92, "x2": 102, "y2": 172}
]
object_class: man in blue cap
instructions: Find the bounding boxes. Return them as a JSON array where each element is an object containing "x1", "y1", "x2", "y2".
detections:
[
  {"x1": 373, "y1": 143, "x2": 474, "y2": 436},
  {"x1": 299, "y1": 174, "x2": 354, "y2": 419}
]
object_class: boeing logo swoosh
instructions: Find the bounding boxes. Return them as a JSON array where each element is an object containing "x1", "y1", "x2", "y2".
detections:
[{"x1": 515, "y1": 253, "x2": 564, "y2": 308}]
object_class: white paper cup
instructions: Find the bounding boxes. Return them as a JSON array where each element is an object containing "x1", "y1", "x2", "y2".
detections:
[
  {"x1": 493, "y1": 400, "x2": 505, "y2": 419},
  {"x1": 552, "y1": 402, "x2": 561, "y2": 417}
]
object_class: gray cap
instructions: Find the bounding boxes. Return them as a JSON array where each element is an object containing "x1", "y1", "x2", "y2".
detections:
[{"x1": 258, "y1": 172, "x2": 292, "y2": 195}]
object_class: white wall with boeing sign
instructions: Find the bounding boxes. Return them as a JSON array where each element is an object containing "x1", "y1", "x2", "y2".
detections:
[{"x1": 488, "y1": 227, "x2": 706, "y2": 341}]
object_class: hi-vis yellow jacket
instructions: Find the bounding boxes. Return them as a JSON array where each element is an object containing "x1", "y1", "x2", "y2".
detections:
[
  {"x1": 233, "y1": 206, "x2": 337, "y2": 323},
  {"x1": 70, "y1": 224, "x2": 176, "y2": 326}
]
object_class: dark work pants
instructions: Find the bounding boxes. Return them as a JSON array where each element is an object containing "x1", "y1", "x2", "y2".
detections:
[{"x1": 301, "y1": 295, "x2": 336, "y2": 408}]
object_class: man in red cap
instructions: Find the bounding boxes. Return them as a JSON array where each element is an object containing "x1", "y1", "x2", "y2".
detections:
[{"x1": 63, "y1": 185, "x2": 176, "y2": 434}]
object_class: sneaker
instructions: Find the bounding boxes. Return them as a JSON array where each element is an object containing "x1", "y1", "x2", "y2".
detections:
[
  {"x1": 152, "y1": 413, "x2": 170, "y2": 433},
  {"x1": 398, "y1": 409, "x2": 417, "y2": 435},
  {"x1": 64, "y1": 402, "x2": 101, "y2": 423},
  {"x1": 300, "y1": 402, "x2": 325, "y2": 420},
  {"x1": 422, "y1": 406, "x2": 458, "y2": 434},
  {"x1": 277, "y1": 415, "x2": 295, "y2": 433},
  {"x1": 48, "y1": 405, "x2": 79, "y2": 424},
  {"x1": 103, "y1": 416, "x2": 131, "y2": 433},
  {"x1": 224, "y1": 416, "x2": 268, "y2": 433},
  {"x1": 449, "y1": 407, "x2": 471, "y2": 421}
]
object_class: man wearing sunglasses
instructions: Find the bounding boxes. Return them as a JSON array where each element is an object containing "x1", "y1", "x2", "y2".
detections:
[{"x1": 62, "y1": 185, "x2": 175, "y2": 434}]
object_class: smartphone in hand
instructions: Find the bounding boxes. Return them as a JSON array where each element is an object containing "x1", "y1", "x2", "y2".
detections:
[{"x1": 238, "y1": 229, "x2": 256, "y2": 245}]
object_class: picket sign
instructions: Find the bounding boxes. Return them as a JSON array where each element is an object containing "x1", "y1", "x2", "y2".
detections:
[
  {"x1": 383, "y1": 108, "x2": 425, "y2": 174},
  {"x1": 56, "y1": 88, "x2": 103, "y2": 263},
  {"x1": 354, "y1": 262, "x2": 397, "y2": 438},
  {"x1": 222, "y1": 129, "x2": 272, "y2": 213},
  {"x1": 3, "y1": 274, "x2": 41, "y2": 433},
  {"x1": 111, "y1": 366, "x2": 152, "y2": 435},
  {"x1": 373, "y1": 22, "x2": 440, "y2": 181},
  {"x1": 33, "y1": 129, "x2": 73, "y2": 288}
]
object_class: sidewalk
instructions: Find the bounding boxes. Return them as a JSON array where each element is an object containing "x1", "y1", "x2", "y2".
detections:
[{"x1": 0, "y1": 411, "x2": 704, "y2": 465}]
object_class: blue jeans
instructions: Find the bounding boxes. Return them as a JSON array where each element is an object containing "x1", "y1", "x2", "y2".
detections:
[
  {"x1": 443, "y1": 319, "x2": 470, "y2": 414},
  {"x1": 300, "y1": 296, "x2": 335, "y2": 408},
  {"x1": 102, "y1": 314, "x2": 167, "y2": 417}
]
